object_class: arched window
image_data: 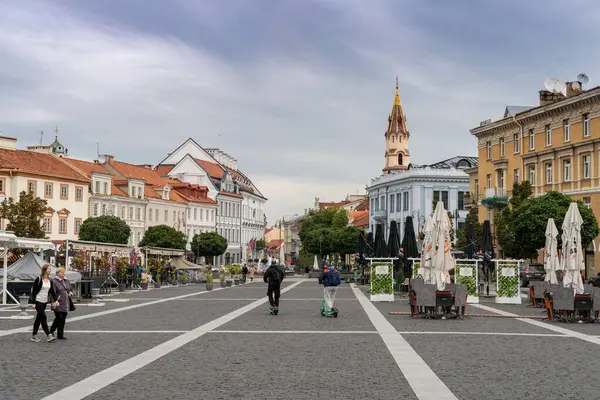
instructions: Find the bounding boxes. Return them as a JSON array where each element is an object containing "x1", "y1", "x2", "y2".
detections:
[
  {"x1": 398, "y1": 153, "x2": 403, "y2": 166},
  {"x1": 391, "y1": 136, "x2": 395, "y2": 143}
]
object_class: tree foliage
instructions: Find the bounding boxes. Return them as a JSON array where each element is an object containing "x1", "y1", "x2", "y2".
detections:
[
  {"x1": 495, "y1": 181, "x2": 534, "y2": 258},
  {"x1": 139, "y1": 224, "x2": 187, "y2": 249},
  {"x1": 78, "y1": 215, "x2": 130, "y2": 244},
  {"x1": 255, "y1": 238, "x2": 266, "y2": 250},
  {"x1": 191, "y1": 232, "x2": 228, "y2": 264},
  {"x1": 298, "y1": 208, "x2": 360, "y2": 258},
  {"x1": 509, "y1": 191, "x2": 599, "y2": 259},
  {"x1": 0, "y1": 191, "x2": 47, "y2": 238}
]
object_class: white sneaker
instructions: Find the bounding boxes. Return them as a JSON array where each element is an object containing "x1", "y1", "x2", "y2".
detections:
[
  {"x1": 31, "y1": 336, "x2": 41, "y2": 343},
  {"x1": 47, "y1": 334, "x2": 56, "y2": 342}
]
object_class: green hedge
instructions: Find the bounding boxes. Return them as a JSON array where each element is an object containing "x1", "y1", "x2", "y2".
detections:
[
  {"x1": 497, "y1": 264, "x2": 519, "y2": 298},
  {"x1": 412, "y1": 262, "x2": 422, "y2": 280},
  {"x1": 370, "y1": 263, "x2": 393, "y2": 295},
  {"x1": 455, "y1": 264, "x2": 477, "y2": 297}
]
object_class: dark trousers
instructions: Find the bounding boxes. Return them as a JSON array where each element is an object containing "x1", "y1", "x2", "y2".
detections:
[
  {"x1": 267, "y1": 283, "x2": 281, "y2": 307},
  {"x1": 50, "y1": 311, "x2": 68, "y2": 338},
  {"x1": 32, "y1": 301, "x2": 50, "y2": 336}
]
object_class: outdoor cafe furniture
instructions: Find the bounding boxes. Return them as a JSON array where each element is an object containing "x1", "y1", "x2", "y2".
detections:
[
  {"x1": 409, "y1": 279, "x2": 468, "y2": 319},
  {"x1": 544, "y1": 284, "x2": 600, "y2": 323}
]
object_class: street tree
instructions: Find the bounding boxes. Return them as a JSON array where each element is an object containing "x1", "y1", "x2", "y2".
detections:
[
  {"x1": 495, "y1": 181, "x2": 534, "y2": 258},
  {"x1": 78, "y1": 216, "x2": 130, "y2": 244},
  {"x1": 298, "y1": 208, "x2": 360, "y2": 260},
  {"x1": 456, "y1": 206, "x2": 482, "y2": 252},
  {"x1": 139, "y1": 225, "x2": 187, "y2": 249},
  {"x1": 255, "y1": 238, "x2": 266, "y2": 251},
  {"x1": 0, "y1": 191, "x2": 47, "y2": 238},
  {"x1": 191, "y1": 232, "x2": 228, "y2": 265}
]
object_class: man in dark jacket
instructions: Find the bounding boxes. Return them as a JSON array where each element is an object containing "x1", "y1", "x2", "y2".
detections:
[
  {"x1": 263, "y1": 261, "x2": 285, "y2": 314},
  {"x1": 242, "y1": 264, "x2": 249, "y2": 283}
]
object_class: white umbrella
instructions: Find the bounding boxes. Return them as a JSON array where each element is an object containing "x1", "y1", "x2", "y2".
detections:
[
  {"x1": 543, "y1": 218, "x2": 560, "y2": 284},
  {"x1": 279, "y1": 242, "x2": 285, "y2": 266},
  {"x1": 420, "y1": 215, "x2": 434, "y2": 283},
  {"x1": 430, "y1": 201, "x2": 456, "y2": 290},
  {"x1": 313, "y1": 255, "x2": 319, "y2": 270},
  {"x1": 559, "y1": 203, "x2": 585, "y2": 294}
]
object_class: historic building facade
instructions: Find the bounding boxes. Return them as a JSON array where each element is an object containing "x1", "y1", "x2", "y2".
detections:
[
  {"x1": 366, "y1": 79, "x2": 476, "y2": 243},
  {"x1": 471, "y1": 82, "x2": 600, "y2": 274}
]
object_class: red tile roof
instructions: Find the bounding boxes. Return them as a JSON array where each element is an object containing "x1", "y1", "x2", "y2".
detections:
[
  {"x1": 154, "y1": 164, "x2": 174, "y2": 176},
  {"x1": 195, "y1": 159, "x2": 224, "y2": 179},
  {"x1": 61, "y1": 158, "x2": 129, "y2": 198},
  {"x1": 0, "y1": 149, "x2": 90, "y2": 183},
  {"x1": 351, "y1": 211, "x2": 369, "y2": 228},
  {"x1": 218, "y1": 191, "x2": 243, "y2": 199},
  {"x1": 355, "y1": 198, "x2": 369, "y2": 211},
  {"x1": 267, "y1": 239, "x2": 284, "y2": 251}
]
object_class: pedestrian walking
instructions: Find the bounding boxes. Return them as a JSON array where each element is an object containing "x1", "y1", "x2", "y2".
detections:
[
  {"x1": 30, "y1": 264, "x2": 59, "y2": 342},
  {"x1": 50, "y1": 267, "x2": 75, "y2": 340},
  {"x1": 263, "y1": 261, "x2": 284, "y2": 315},
  {"x1": 319, "y1": 263, "x2": 341, "y2": 317},
  {"x1": 242, "y1": 264, "x2": 249, "y2": 283},
  {"x1": 305, "y1": 265, "x2": 310, "y2": 278}
]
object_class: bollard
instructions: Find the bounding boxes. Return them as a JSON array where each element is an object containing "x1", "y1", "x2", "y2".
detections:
[
  {"x1": 18, "y1": 294, "x2": 29, "y2": 316},
  {"x1": 91, "y1": 288, "x2": 101, "y2": 304}
]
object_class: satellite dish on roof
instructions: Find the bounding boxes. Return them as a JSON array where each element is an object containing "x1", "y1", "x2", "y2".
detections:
[
  {"x1": 544, "y1": 78, "x2": 566, "y2": 94},
  {"x1": 577, "y1": 73, "x2": 589, "y2": 84}
]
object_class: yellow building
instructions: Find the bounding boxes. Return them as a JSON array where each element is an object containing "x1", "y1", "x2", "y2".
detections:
[{"x1": 470, "y1": 82, "x2": 600, "y2": 274}]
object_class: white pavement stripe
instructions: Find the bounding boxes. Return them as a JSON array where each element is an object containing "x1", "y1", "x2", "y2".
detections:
[
  {"x1": 119, "y1": 298, "x2": 357, "y2": 301},
  {"x1": 41, "y1": 280, "x2": 306, "y2": 400},
  {"x1": 0, "y1": 286, "x2": 231, "y2": 337},
  {"x1": 211, "y1": 330, "x2": 377, "y2": 334},
  {"x1": 398, "y1": 331, "x2": 566, "y2": 337},
  {"x1": 471, "y1": 304, "x2": 600, "y2": 345},
  {"x1": 68, "y1": 330, "x2": 188, "y2": 334},
  {"x1": 351, "y1": 284, "x2": 457, "y2": 400}
]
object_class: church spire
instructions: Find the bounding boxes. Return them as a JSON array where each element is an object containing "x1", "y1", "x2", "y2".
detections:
[
  {"x1": 387, "y1": 76, "x2": 407, "y2": 134},
  {"x1": 383, "y1": 76, "x2": 410, "y2": 175}
]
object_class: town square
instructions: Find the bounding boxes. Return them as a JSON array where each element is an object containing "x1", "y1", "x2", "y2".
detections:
[{"x1": 2, "y1": 1, "x2": 600, "y2": 399}]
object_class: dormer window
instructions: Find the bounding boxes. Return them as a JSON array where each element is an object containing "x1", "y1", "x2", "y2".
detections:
[{"x1": 163, "y1": 188, "x2": 169, "y2": 200}]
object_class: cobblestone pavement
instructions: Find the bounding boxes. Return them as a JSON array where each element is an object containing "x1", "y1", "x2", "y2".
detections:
[{"x1": 1, "y1": 278, "x2": 600, "y2": 400}]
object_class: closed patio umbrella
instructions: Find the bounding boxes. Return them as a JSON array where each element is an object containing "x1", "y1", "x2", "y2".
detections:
[
  {"x1": 402, "y1": 216, "x2": 419, "y2": 289},
  {"x1": 374, "y1": 224, "x2": 388, "y2": 258},
  {"x1": 387, "y1": 221, "x2": 401, "y2": 271},
  {"x1": 465, "y1": 223, "x2": 475, "y2": 260},
  {"x1": 367, "y1": 232, "x2": 374, "y2": 257},
  {"x1": 430, "y1": 201, "x2": 456, "y2": 290},
  {"x1": 544, "y1": 218, "x2": 560, "y2": 284},
  {"x1": 420, "y1": 215, "x2": 434, "y2": 283},
  {"x1": 480, "y1": 220, "x2": 494, "y2": 295},
  {"x1": 559, "y1": 203, "x2": 585, "y2": 294}
]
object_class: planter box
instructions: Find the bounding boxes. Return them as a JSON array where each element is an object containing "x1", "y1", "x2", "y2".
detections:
[
  {"x1": 226, "y1": 281, "x2": 232, "y2": 287},
  {"x1": 467, "y1": 295, "x2": 479, "y2": 304},
  {"x1": 234, "y1": 279, "x2": 240, "y2": 285},
  {"x1": 154, "y1": 282, "x2": 161, "y2": 289},
  {"x1": 220, "y1": 282, "x2": 227, "y2": 288},
  {"x1": 140, "y1": 282, "x2": 149, "y2": 290},
  {"x1": 495, "y1": 296, "x2": 521, "y2": 304},
  {"x1": 205, "y1": 284, "x2": 213, "y2": 291}
]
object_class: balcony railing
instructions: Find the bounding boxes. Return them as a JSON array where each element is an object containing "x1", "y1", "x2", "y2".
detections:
[
  {"x1": 372, "y1": 209, "x2": 387, "y2": 220},
  {"x1": 481, "y1": 188, "x2": 509, "y2": 208}
]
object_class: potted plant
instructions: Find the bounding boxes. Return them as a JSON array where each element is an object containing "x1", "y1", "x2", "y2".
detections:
[
  {"x1": 154, "y1": 275, "x2": 161, "y2": 288},
  {"x1": 219, "y1": 270, "x2": 226, "y2": 288},
  {"x1": 232, "y1": 264, "x2": 241, "y2": 285},
  {"x1": 180, "y1": 271, "x2": 188, "y2": 285},
  {"x1": 204, "y1": 269, "x2": 213, "y2": 291},
  {"x1": 225, "y1": 265, "x2": 233, "y2": 287},
  {"x1": 140, "y1": 274, "x2": 149, "y2": 290},
  {"x1": 116, "y1": 259, "x2": 128, "y2": 292}
]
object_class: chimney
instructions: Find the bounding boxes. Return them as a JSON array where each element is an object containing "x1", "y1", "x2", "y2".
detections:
[
  {"x1": 0, "y1": 135, "x2": 17, "y2": 150},
  {"x1": 539, "y1": 90, "x2": 565, "y2": 106},
  {"x1": 98, "y1": 154, "x2": 115, "y2": 164}
]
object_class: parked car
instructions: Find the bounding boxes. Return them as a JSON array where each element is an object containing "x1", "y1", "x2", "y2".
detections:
[{"x1": 520, "y1": 263, "x2": 545, "y2": 287}]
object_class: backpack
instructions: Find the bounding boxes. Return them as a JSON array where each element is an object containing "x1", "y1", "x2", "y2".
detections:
[
  {"x1": 326, "y1": 268, "x2": 341, "y2": 286},
  {"x1": 268, "y1": 266, "x2": 282, "y2": 284}
]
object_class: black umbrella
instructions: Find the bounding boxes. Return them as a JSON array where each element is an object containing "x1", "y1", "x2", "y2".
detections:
[
  {"x1": 357, "y1": 230, "x2": 366, "y2": 261},
  {"x1": 401, "y1": 216, "x2": 419, "y2": 280},
  {"x1": 374, "y1": 224, "x2": 388, "y2": 258},
  {"x1": 466, "y1": 223, "x2": 475, "y2": 260},
  {"x1": 480, "y1": 220, "x2": 494, "y2": 295},
  {"x1": 366, "y1": 232, "x2": 374, "y2": 257},
  {"x1": 387, "y1": 221, "x2": 401, "y2": 274}
]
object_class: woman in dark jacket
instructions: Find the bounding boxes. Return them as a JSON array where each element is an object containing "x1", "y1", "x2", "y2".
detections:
[
  {"x1": 30, "y1": 264, "x2": 58, "y2": 342},
  {"x1": 50, "y1": 267, "x2": 74, "y2": 340}
]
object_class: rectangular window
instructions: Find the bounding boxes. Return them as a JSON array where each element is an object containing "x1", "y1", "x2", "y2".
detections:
[
  {"x1": 128, "y1": 207, "x2": 134, "y2": 220},
  {"x1": 396, "y1": 193, "x2": 401, "y2": 211},
  {"x1": 563, "y1": 160, "x2": 571, "y2": 182},
  {"x1": 545, "y1": 163, "x2": 553, "y2": 184},
  {"x1": 173, "y1": 211, "x2": 176, "y2": 222},
  {"x1": 156, "y1": 209, "x2": 159, "y2": 221},
  {"x1": 101, "y1": 204, "x2": 106, "y2": 216},
  {"x1": 529, "y1": 129, "x2": 535, "y2": 150},
  {"x1": 121, "y1": 206, "x2": 126, "y2": 219},
  {"x1": 27, "y1": 180, "x2": 37, "y2": 196},
  {"x1": 194, "y1": 208, "x2": 197, "y2": 220},
  {"x1": 546, "y1": 124, "x2": 552, "y2": 146},
  {"x1": 74, "y1": 218, "x2": 82, "y2": 234},
  {"x1": 75, "y1": 186, "x2": 83, "y2": 202},
  {"x1": 498, "y1": 170, "x2": 505, "y2": 189},
  {"x1": 513, "y1": 134, "x2": 520, "y2": 153},
  {"x1": 389, "y1": 194, "x2": 395, "y2": 212},
  {"x1": 165, "y1": 210, "x2": 168, "y2": 222},
  {"x1": 564, "y1": 119, "x2": 570, "y2": 142},
  {"x1": 137, "y1": 232, "x2": 142, "y2": 244},
  {"x1": 59, "y1": 217, "x2": 67, "y2": 234},
  {"x1": 583, "y1": 155, "x2": 591, "y2": 179},
  {"x1": 200, "y1": 209, "x2": 204, "y2": 221},
  {"x1": 486, "y1": 141, "x2": 491, "y2": 160},
  {"x1": 44, "y1": 217, "x2": 52, "y2": 233},
  {"x1": 486, "y1": 174, "x2": 492, "y2": 188},
  {"x1": 583, "y1": 114, "x2": 591, "y2": 137},
  {"x1": 187, "y1": 209, "x2": 191, "y2": 219},
  {"x1": 514, "y1": 168, "x2": 520, "y2": 184},
  {"x1": 220, "y1": 202, "x2": 224, "y2": 215},
  {"x1": 433, "y1": 191, "x2": 448, "y2": 209},
  {"x1": 380, "y1": 196, "x2": 385, "y2": 211},
  {"x1": 103, "y1": 182, "x2": 108, "y2": 194},
  {"x1": 111, "y1": 205, "x2": 116, "y2": 216},
  {"x1": 137, "y1": 207, "x2": 141, "y2": 221},
  {"x1": 474, "y1": 179, "x2": 479, "y2": 200},
  {"x1": 403, "y1": 192, "x2": 409, "y2": 211},
  {"x1": 93, "y1": 203, "x2": 99, "y2": 217},
  {"x1": 528, "y1": 166, "x2": 536, "y2": 185},
  {"x1": 499, "y1": 137, "x2": 505, "y2": 156},
  {"x1": 60, "y1": 184, "x2": 68, "y2": 200},
  {"x1": 149, "y1": 208, "x2": 153, "y2": 221},
  {"x1": 44, "y1": 182, "x2": 53, "y2": 199},
  {"x1": 583, "y1": 197, "x2": 591, "y2": 209},
  {"x1": 0, "y1": 178, "x2": 4, "y2": 193},
  {"x1": 458, "y1": 191, "x2": 466, "y2": 210},
  {"x1": 95, "y1": 181, "x2": 100, "y2": 194},
  {"x1": 237, "y1": 204, "x2": 240, "y2": 217}
]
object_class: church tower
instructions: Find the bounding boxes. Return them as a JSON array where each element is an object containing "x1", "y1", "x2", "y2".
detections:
[{"x1": 382, "y1": 77, "x2": 410, "y2": 174}]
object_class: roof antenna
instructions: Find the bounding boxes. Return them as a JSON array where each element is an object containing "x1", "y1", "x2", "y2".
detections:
[{"x1": 40, "y1": 131, "x2": 44, "y2": 145}]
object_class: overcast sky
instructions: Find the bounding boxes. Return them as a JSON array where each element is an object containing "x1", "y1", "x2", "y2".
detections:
[{"x1": 0, "y1": 0, "x2": 597, "y2": 224}]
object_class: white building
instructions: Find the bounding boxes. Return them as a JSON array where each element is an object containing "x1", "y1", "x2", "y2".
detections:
[
  {"x1": 367, "y1": 158, "x2": 477, "y2": 241},
  {"x1": 0, "y1": 136, "x2": 90, "y2": 241},
  {"x1": 157, "y1": 139, "x2": 266, "y2": 265}
]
